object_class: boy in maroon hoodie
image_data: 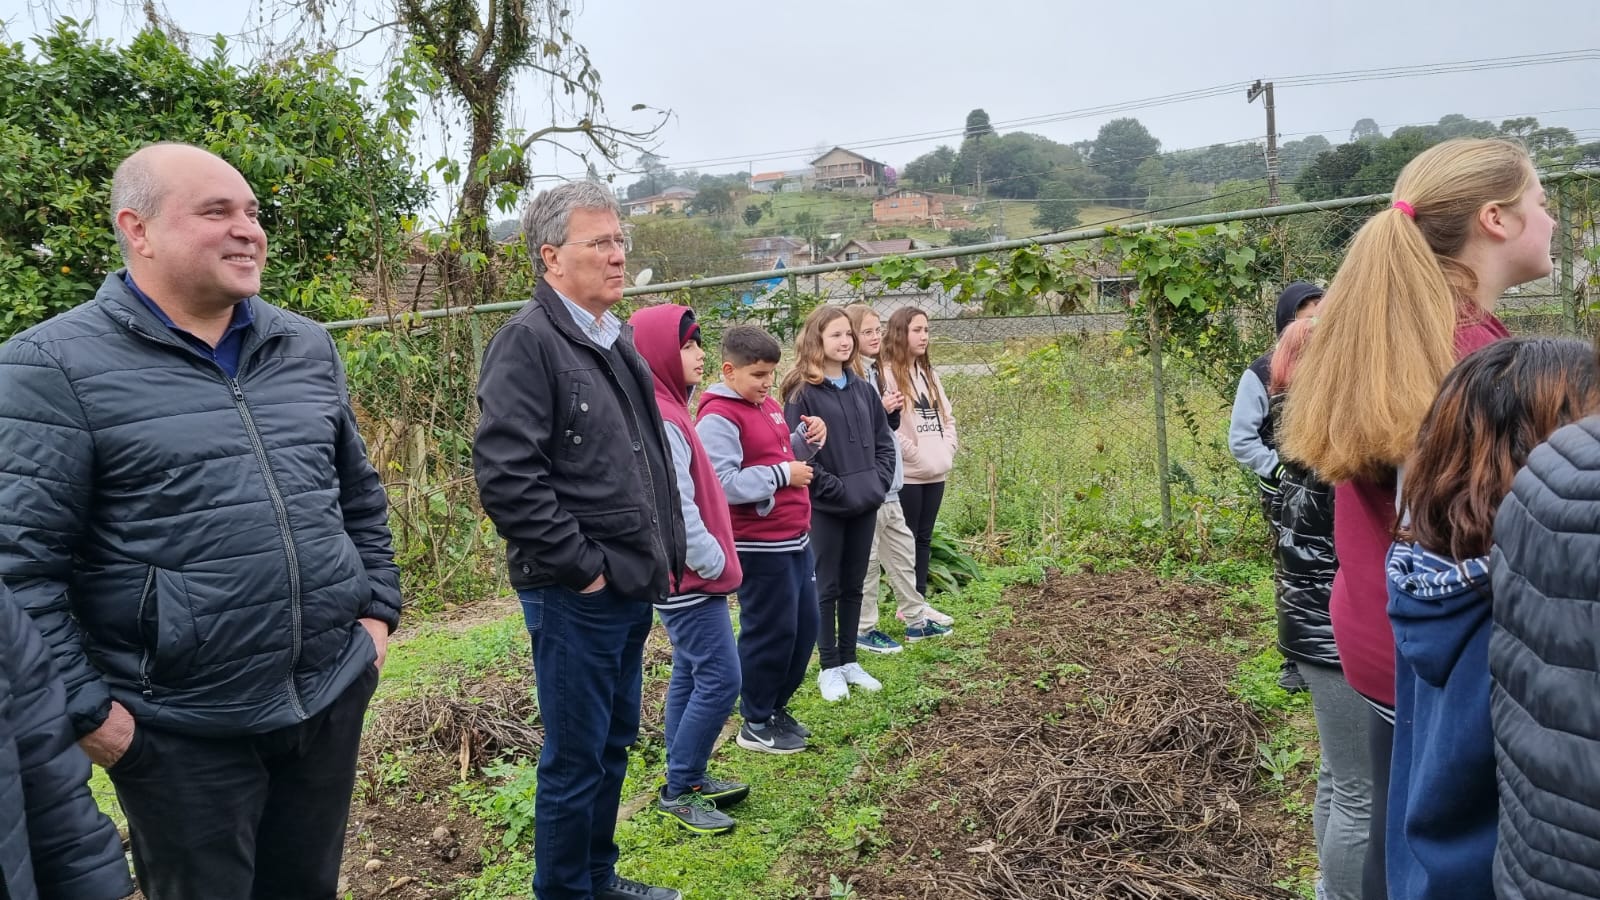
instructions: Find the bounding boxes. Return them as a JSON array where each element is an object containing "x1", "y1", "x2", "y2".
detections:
[
  {"x1": 696, "y1": 325, "x2": 826, "y2": 756},
  {"x1": 628, "y1": 305, "x2": 750, "y2": 835}
]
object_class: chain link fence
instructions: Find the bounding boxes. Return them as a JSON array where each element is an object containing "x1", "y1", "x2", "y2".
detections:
[{"x1": 330, "y1": 172, "x2": 1600, "y2": 611}]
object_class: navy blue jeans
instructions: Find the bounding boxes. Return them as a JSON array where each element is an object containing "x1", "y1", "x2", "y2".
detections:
[
  {"x1": 735, "y1": 547, "x2": 819, "y2": 724},
  {"x1": 519, "y1": 584, "x2": 652, "y2": 900},
  {"x1": 656, "y1": 597, "x2": 741, "y2": 796}
]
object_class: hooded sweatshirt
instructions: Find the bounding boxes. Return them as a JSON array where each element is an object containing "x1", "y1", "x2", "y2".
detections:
[
  {"x1": 1229, "y1": 281, "x2": 1324, "y2": 479},
  {"x1": 1385, "y1": 541, "x2": 1495, "y2": 900},
  {"x1": 697, "y1": 382, "x2": 816, "y2": 549},
  {"x1": 784, "y1": 370, "x2": 897, "y2": 517},
  {"x1": 627, "y1": 304, "x2": 742, "y2": 607},
  {"x1": 883, "y1": 364, "x2": 957, "y2": 484}
]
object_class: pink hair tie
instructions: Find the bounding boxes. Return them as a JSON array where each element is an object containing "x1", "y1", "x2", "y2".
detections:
[{"x1": 1393, "y1": 200, "x2": 1416, "y2": 219}]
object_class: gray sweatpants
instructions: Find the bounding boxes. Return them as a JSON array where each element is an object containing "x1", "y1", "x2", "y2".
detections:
[{"x1": 1299, "y1": 661, "x2": 1373, "y2": 900}]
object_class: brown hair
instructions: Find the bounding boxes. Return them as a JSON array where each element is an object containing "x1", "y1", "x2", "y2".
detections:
[
  {"x1": 1402, "y1": 337, "x2": 1600, "y2": 560},
  {"x1": 881, "y1": 306, "x2": 942, "y2": 411},
  {"x1": 1280, "y1": 138, "x2": 1538, "y2": 483},
  {"x1": 779, "y1": 305, "x2": 854, "y2": 402},
  {"x1": 1268, "y1": 318, "x2": 1317, "y2": 395}
]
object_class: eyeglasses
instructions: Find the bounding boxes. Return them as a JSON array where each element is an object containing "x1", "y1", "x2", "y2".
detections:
[
  {"x1": 558, "y1": 232, "x2": 632, "y2": 254},
  {"x1": 857, "y1": 327, "x2": 881, "y2": 337}
]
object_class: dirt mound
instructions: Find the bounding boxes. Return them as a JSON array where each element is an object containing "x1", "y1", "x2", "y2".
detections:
[
  {"x1": 337, "y1": 626, "x2": 677, "y2": 898},
  {"x1": 836, "y1": 572, "x2": 1305, "y2": 900}
]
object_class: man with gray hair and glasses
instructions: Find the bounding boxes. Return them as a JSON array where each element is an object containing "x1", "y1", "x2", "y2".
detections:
[{"x1": 474, "y1": 181, "x2": 686, "y2": 900}]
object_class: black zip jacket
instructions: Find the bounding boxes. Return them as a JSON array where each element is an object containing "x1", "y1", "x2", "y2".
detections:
[
  {"x1": 474, "y1": 281, "x2": 685, "y2": 601},
  {"x1": 783, "y1": 371, "x2": 896, "y2": 518}
]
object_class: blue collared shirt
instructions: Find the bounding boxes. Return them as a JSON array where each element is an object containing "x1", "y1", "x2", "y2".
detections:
[
  {"x1": 122, "y1": 273, "x2": 254, "y2": 378},
  {"x1": 556, "y1": 290, "x2": 622, "y2": 350}
]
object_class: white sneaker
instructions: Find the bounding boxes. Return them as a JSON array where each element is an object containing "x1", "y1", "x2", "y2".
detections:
[
  {"x1": 840, "y1": 662, "x2": 882, "y2": 693},
  {"x1": 818, "y1": 666, "x2": 849, "y2": 702},
  {"x1": 922, "y1": 607, "x2": 954, "y2": 627}
]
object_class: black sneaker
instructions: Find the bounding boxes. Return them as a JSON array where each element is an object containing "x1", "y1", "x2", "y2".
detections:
[
  {"x1": 657, "y1": 787, "x2": 736, "y2": 835},
  {"x1": 696, "y1": 776, "x2": 750, "y2": 808},
  {"x1": 1278, "y1": 659, "x2": 1309, "y2": 694},
  {"x1": 772, "y1": 706, "x2": 811, "y2": 738},
  {"x1": 735, "y1": 719, "x2": 806, "y2": 754},
  {"x1": 595, "y1": 875, "x2": 683, "y2": 900}
]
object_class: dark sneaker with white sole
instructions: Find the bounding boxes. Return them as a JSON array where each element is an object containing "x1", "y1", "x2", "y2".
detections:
[
  {"x1": 594, "y1": 875, "x2": 684, "y2": 900},
  {"x1": 657, "y1": 788, "x2": 736, "y2": 835},
  {"x1": 735, "y1": 718, "x2": 806, "y2": 754},
  {"x1": 772, "y1": 706, "x2": 811, "y2": 739}
]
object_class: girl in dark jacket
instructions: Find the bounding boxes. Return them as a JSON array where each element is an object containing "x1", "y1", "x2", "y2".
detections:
[
  {"x1": 781, "y1": 305, "x2": 897, "y2": 703},
  {"x1": 1268, "y1": 318, "x2": 1372, "y2": 900},
  {"x1": 1386, "y1": 338, "x2": 1599, "y2": 900}
]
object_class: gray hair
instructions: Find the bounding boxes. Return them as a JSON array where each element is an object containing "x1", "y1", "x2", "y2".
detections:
[{"x1": 521, "y1": 180, "x2": 623, "y2": 275}]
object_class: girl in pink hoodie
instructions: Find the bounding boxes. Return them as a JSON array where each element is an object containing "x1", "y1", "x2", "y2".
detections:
[{"x1": 879, "y1": 307, "x2": 958, "y2": 605}]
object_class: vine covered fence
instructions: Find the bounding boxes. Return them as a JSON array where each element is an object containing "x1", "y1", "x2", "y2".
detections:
[{"x1": 332, "y1": 173, "x2": 1600, "y2": 611}]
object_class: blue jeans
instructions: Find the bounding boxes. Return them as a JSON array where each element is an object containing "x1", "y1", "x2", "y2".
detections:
[
  {"x1": 656, "y1": 597, "x2": 741, "y2": 796},
  {"x1": 518, "y1": 584, "x2": 652, "y2": 900}
]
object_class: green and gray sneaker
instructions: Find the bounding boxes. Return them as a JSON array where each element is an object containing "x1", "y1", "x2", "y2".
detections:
[
  {"x1": 695, "y1": 776, "x2": 750, "y2": 808},
  {"x1": 658, "y1": 787, "x2": 736, "y2": 835}
]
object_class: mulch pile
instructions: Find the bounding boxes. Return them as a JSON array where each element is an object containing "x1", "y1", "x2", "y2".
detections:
[{"x1": 835, "y1": 571, "x2": 1306, "y2": 900}]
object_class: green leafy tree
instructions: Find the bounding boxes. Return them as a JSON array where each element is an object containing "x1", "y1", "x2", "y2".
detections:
[
  {"x1": 1277, "y1": 134, "x2": 1332, "y2": 182},
  {"x1": 1032, "y1": 179, "x2": 1082, "y2": 232},
  {"x1": 0, "y1": 21, "x2": 428, "y2": 338},
  {"x1": 1089, "y1": 118, "x2": 1161, "y2": 202},
  {"x1": 689, "y1": 182, "x2": 732, "y2": 217},
  {"x1": 628, "y1": 217, "x2": 745, "y2": 283},
  {"x1": 901, "y1": 145, "x2": 956, "y2": 188},
  {"x1": 742, "y1": 204, "x2": 763, "y2": 227},
  {"x1": 1295, "y1": 141, "x2": 1375, "y2": 201},
  {"x1": 388, "y1": 0, "x2": 665, "y2": 304},
  {"x1": 964, "y1": 109, "x2": 994, "y2": 140},
  {"x1": 1350, "y1": 118, "x2": 1383, "y2": 142}
]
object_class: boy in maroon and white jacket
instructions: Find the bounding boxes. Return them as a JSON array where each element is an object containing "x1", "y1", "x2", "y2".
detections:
[{"x1": 696, "y1": 326, "x2": 825, "y2": 756}]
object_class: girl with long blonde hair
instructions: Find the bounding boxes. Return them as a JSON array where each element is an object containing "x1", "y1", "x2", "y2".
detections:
[
  {"x1": 1279, "y1": 137, "x2": 1555, "y2": 897},
  {"x1": 781, "y1": 305, "x2": 898, "y2": 701}
]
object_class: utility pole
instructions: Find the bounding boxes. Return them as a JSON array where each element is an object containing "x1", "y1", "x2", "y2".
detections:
[{"x1": 1247, "y1": 80, "x2": 1279, "y2": 205}]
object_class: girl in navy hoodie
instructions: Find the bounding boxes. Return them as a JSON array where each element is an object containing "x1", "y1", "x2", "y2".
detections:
[
  {"x1": 780, "y1": 305, "x2": 897, "y2": 702},
  {"x1": 1386, "y1": 337, "x2": 1600, "y2": 900}
]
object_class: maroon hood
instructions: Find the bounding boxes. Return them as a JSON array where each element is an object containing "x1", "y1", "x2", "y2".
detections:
[{"x1": 627, "y1": 303, "x2": 693, "y2": 410}]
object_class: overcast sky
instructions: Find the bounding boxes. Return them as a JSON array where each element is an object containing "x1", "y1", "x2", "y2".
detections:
[{"x1": 5, "y1": 0, "x2": 1598, "y2": 203}]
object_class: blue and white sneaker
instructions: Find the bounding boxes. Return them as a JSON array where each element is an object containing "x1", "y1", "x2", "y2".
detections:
[
  {"x1": 857, "y1": 629, "x2": 903, "y2": 654},
  {"x1": 904, "y1": 619, "x2": 953, "y2": 642}
]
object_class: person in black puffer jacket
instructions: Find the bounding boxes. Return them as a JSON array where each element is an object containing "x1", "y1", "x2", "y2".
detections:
[
  {"x1": 1268, "y1": 318, "x2": 1372, "y2": 900},
  {"x1": 0, "y1": 581, "x2": 133, "y2": 900},
  {"x1": 1491, "y1": 411, "x2": 1600, "y2": 900}
]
